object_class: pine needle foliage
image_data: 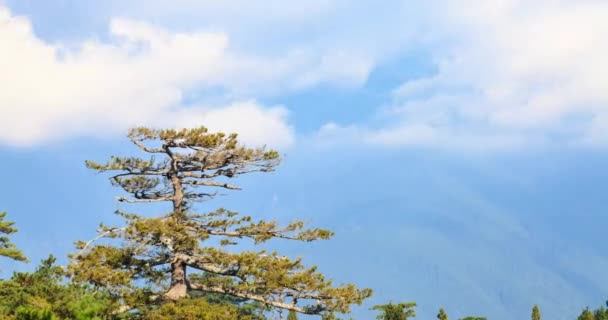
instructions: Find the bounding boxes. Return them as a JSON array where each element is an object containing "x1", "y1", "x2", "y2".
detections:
[
  {"x1": 0, "y1": 211, "x2": 28, "y2": 263},
  {"x1": 69, "y1": 127, "x2": 371, "y2": 318}
]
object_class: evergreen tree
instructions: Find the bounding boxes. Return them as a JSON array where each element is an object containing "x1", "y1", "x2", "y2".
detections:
[
  {"x1": 531, "y1": 305, "x2": 541, "y2": 320},
  {"x1": 0, "y1": 211, "x2": 27, "y2": 263},
  {"x1": 68, "y1": 127, "x2": 371, "y2": 318},
  {"x1": 576, "y1": 302, "x2": 608, "y2": 320},
  {"x1": 0, "y1": 256, "x2": 115, "y2": 319},
  {"x1": 437, "y1": 308, "x2": 448, "y2": 320},
  {"x1": 579, "y1": 308, "x2": 595, "y2": 320},
  {"x1": 595, "y1": 307, "x2": 608, "y2": 320},
  {"x1": 372, "y1": 302, "x2": 416, "y2": 320}
]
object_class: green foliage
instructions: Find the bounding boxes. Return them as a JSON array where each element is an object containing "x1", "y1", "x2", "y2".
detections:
[
  {"x1": 577, "y1": 302, "x2": 608, "y2": 320},
  {"x1": 532, "y1": 305, "x2": 541, "y2": 320},
  {"x1": 0, "y1": 211, "x2": 28, "y2": 263},
  {"x1": 15, "y1": 308, "x2": 58, "y2": 320},
  {"x1": 437, "y1": 308, "x2": 449, "y2": 320},
  {"x1": 198, "y1": 293, "x2": 266, "y2": 319},
  {"x1": 71, "y1": 126, "x2": 371, "y2": 318},
  {"x1": 0, "y1": 256, "x2": 116, "y2": 320},
  {"x1": 139, "y1": 298, "x2": 261, "y2": 320},
  {"x1": 459, "y1": 317, "x2": 487, "y2": 320},
  {"x1": 579, "y1": 308, "x2": 595, "y2": 320},
  {"x1": 372, "y1": 302, "x2": 416, "y2": 320}
]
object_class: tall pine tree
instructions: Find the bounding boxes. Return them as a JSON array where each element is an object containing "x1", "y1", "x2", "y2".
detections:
[{"x1": 68, "y1": 127, "x2": 371, "y2": 318}]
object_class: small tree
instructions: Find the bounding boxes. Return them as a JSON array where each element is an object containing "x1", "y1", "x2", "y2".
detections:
[
  {"x1": 69, "y1": 127, "x2": 371, "y2": 318},
  {"x1": 578, "y1": 308, "x2": 594, "y2": 320},
  {"x1": 372, "y1": 302, "x2": 416, "y2": 320},
  {"x1": 437, "y1": 308, "x2": 449, "y2": 320},
  {"x1": 0, "y1": 211, "x2": 27, "y2": 263},
  {"x1": 531, "y1": 305, "x2": 541, "y2": 320},
  {"x1": 577, "y1": 302, "x2": 608, "y2": 320}
]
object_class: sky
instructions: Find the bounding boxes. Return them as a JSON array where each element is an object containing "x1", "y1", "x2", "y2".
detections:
[{"x1": 0, "y1": 1, "x2": 608, "y2": 319}]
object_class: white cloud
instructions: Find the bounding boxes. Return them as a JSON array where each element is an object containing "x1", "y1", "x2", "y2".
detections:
[
  {"x1": 4, "y1": 0, "x2": 608, "y2": 149},
  {"x1": 316, "y1": 120, "x2": 533, "y2": 152},
  {"x1": 317, "y1": 0, "x2": 608, "y2": 148},
  {"x1": 0, "y1": 5, "x2": 374, "y2": 147},
  {"x1": 167, "y1": 101, "x2": 294, "y2": 148}
]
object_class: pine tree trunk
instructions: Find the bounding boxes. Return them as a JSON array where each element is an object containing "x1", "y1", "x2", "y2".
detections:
[
  {"x1": 165, "y1": 260, "x2": 188, "y2": 300},
  {"x1": 164, "y1": 150, "x2": 189, "y2": 301}
]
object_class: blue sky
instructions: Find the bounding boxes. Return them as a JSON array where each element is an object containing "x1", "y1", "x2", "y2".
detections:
[{"x1": 1, "y1": 1, "x2": 608, "y2": 319}]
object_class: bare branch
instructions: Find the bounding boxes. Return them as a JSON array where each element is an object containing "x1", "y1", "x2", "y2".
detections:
[
  {"x1": 181, "y1": 180, "x2": 241, "y2": 190},
  {"x1": 75, "y1": 227, "x2": 125, "y2": 257},
  {"x1": 111, "y1": 170, "x2": 168, "y2": 179},
  {"x1": 117, "y1": 196, "x2": 173, "y2": 203},
  {"x1": 130, "y1": 138, "x2": 165, "y2": 153},
  {"x1": 174, "y1": 253, "x2": 239, "y2": 276},
  {"x1": 206, "y1": 229, "x2": 301, "y2": 241}
]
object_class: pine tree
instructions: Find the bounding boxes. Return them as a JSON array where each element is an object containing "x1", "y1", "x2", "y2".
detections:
[
  {"x1": 531, "y1": 305, "x2": 541, "y2": 320},
  {"x1": 0, "y1": 211, "x2": 27, "y2": 263},
  {"x1": 579, "y1": 308, "x2": 595, "y2": 320},
  {"x1": 68, "y1": 127, "x2": 372, "y2": 318},
  {"x1": 576, "y1": 302, "x2": 608, "y2": 320},
  {"x1": 437, "y1": 308, "x2": 448, "y2": 320},
  {"x1": 372, "y1": 302, "x2": 416, "y2": 320}
]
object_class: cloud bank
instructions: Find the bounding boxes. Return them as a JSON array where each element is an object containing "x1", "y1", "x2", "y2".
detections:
[
  {"x1": 3, "y1": 0, "x2": 608, "y2": 150},
  {"x1": 318, "y1": 0, "x2": 608, "y2": 149},
  {"x1": 0, "y1": 5, "x2": 373, "y2": 147}
]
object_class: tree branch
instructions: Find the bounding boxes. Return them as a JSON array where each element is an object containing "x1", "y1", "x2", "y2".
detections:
[
  {"x1": 130, "y1": 138, "x2": 165, "y2": 153},
  {"x1": 110, "y1": 170, "x2": 169, "y2": 179},
  {"x1": 181, "y1": 180, "x2": 241, "y2": 190},
  {"x1": 75, "y1": 227, "x2": 125, "y2": 257},
  {"x1": 174, "y1": 253, "x2": 239, "y2": 276},
  {"x1": 206, "y1": 229, "x2": 301, "y2": 241},
  {"x1": 188, "y1": 283, "x2": 324, "y2": 315},
  {"x1": 117, "y1": 196, "x2": 173, "y2": 203},
  {"x1": 180, "y1": 167, "x2": 270, "y2": 179}
]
